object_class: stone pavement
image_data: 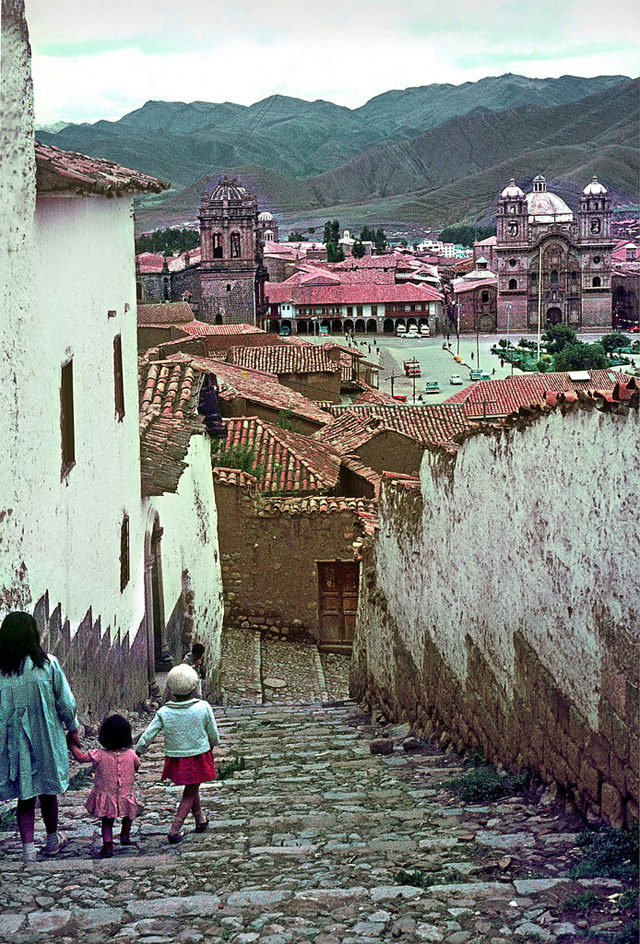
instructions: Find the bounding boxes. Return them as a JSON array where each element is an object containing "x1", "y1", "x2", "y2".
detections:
[
  {"x1": 218, "y1": 626, "x2": 350, "y2": 706},
  {"x1": 0, "y1": 697, "x2": 635, "y2": 943}
]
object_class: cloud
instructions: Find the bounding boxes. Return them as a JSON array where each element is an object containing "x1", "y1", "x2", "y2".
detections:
[{"x1": 27, "y1": 0, "x2": 640, "y2": 124}]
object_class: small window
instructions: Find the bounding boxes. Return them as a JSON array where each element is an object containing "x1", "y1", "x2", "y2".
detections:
[
  {"x1": 508, "y1": 278, "x2": 517, "y2": 290},
  {"x1": 481, "y1": 291, "x2": 489, "y2": 303},
  {"x1": 120, "y1": 514, "x2": 130, "y2": 592},
  {"x1": 371, "y1": 305, "x2": 377, "y2": 316},
  {"x1": 593, "y1": 256, "x2": 601, "y2": 265},
  {"x1": 213, "y1": 233, "x2": 223, "y2": 259},
  {"x1": 550, "y1": 270, "x2": 559, "y2": 284},
  {"x1": 592, "y1": 276, "x2": 601, "y2": 288},
  {"x1": 61, "y1": 360, "x2": 75, "y2": 477},
  {"x1": 113, "y1": 335, "x2": 125, "y2": 421},
  {"x1": 230, "y1": 232, "x2": 241, "y2": 258},
  {"x1": 571, "y1": 270, "x2": 578, "y2": 281},
  {"x1": 531, "y1": 272, "x2": 537, "y2": 281},
  {"x1": 509, "y1": 258, "x2": 517, "y2": 267},
  {"x1": 226, "y1": 283, "x2": 231, "y2": 293}
]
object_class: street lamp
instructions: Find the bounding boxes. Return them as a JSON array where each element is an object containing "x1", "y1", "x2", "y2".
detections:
[{"x1": 505, "y1": 302, "x2": 513, "y2": 375}]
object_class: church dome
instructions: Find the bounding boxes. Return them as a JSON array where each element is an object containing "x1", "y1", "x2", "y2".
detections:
[
  {"x1": 525, "y1": 189, "x2": 573, "y2": 223},
  {"x1": 583, "y1": 174, "x2": 608, "y2": 196},
  {"x1": 501, "y1": 178, "x2": 524, "y2": 199},
  {"x1": 258, "y1": 211, "x2": 274, "y2": 222},
  {"x1": 209, "y1": 176, "x2": 247, "y2": 201}
]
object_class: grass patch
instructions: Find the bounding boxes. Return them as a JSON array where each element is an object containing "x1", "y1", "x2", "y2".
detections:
[
  {"x1": 446, "y1": 761, "x2": 529, "y2": 803},
  {"x1": 612, "y1": 920, "x2": 639, "y2": 944},
  {"x1": 217, "y1": 753, "x2": 246, "y2": 780},
  {"x1": 567, "y1": 827, "x2": 639, "y2": 881},
  {"x1": 68, "y1": 768, "x2": 93, "y2": 790},
  {"x1": 396, "y1": 867, "x2": 466, "y2": 888},
  {"x1": 561, "y1": 890, "x2": 601, "y2": 913}
]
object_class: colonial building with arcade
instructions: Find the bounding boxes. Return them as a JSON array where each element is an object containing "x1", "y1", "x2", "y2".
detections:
[{"x1": 493, "y1": 174, "x2": 613, "y2": 331}]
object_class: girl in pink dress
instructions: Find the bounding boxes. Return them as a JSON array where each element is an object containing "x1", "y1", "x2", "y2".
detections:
[{"x1": 69, "y1": 714, "x2": 140, "y2": 858}]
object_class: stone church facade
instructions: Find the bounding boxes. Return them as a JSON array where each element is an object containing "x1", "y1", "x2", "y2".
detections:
[{"x1": 494, "y1": 175, "x2": 613, "y2": 331}]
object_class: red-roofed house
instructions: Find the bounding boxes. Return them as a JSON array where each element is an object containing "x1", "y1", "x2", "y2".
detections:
[
  {"x1": 315, "y1": 411, "x2": 426, "y2": 476},
  {"x1": 265, "y1": 274, "x2": 443, "y2": 337},
  {"x1": 225, "y1": 344, "x2": 342, "y2": 402},
  {"x1": 445, "y1": 369, "x2": 633, "y2": 419}
]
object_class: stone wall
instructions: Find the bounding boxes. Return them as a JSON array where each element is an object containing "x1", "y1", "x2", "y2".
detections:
[
  {"x1": 214, "y1": 479, "x2": 368, "y2": 641},
  {"x1": 351, "y1": 394, "x2": 639, "y2": 828}
]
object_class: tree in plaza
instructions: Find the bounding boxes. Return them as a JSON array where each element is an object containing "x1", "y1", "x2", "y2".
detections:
[
  {"x1": 374, "y1": 227, "x2": 387, "y2": 253},
  {"x1": 352, "y1": 239, "x2": 366, "y2": 259},
  {"x1": 287, "y1": 232, "x2": 305, "y2": 241},
  {"x1": 543, "y1": 324, "x2": 577, "y2": 354},
  {"x1": 554, "y1": 342, "x2": 608, "y2": 371},
  {"x1": 326, "y1": 241, "x2": 345, "y2": 263},
  {"x1": 600, "y1": 332, "x2": 630, "y2": 354}
]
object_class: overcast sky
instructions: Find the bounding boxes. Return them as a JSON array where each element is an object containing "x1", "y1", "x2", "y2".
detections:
[{"x1": 27, "y1": 0, "x2": 640, "y2": 125}]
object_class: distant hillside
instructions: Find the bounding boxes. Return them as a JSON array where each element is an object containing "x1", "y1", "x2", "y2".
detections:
[{"x1": 38, "y1": 73, "x2": 637, "y2": 231}]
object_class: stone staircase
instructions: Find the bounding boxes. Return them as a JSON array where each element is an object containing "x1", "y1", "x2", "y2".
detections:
[{"x1": 0, "y1": 702, "x2": 634, "y2": 943}]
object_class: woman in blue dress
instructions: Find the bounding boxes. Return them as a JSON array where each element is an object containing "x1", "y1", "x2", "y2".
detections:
[{"x1": 0, "y1": 611, "x2": 81, "y2": 864}]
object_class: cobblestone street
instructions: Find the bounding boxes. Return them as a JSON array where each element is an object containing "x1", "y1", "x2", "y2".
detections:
[{"x1": 0, "y1": 667, "x2": 634, "y2": 944}]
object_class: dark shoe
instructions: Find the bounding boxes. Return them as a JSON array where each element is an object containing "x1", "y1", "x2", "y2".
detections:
[
  {"x1": 194, "y1": 819, "x2": 209, "y2": 833},
  {"x1": 98, "y1": 844, "x2": 114, "y2": 858},
  {"x1": 120, "y1": 833, "x2": 133, "y2": 846},
  {"x1": 167, "y1": 832, "x2": 182, "y2": 844}
]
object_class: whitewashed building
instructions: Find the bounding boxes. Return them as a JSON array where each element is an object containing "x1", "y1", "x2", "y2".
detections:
[{"x1": 0, "y1": 6, "x2": 225, "y2": 712}]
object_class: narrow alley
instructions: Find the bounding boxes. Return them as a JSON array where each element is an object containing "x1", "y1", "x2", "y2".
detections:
[{"x1": 0, "y1": 655, "x2": 631, "y2": 944}]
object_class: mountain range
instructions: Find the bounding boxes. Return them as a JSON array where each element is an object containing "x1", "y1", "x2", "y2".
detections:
[{"x1": 37, "y1": 74, "x2": 639, "y2": 234}]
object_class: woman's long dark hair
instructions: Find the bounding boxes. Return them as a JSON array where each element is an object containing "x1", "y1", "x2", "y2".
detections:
[{"x1": 0, "y1": 612, "x2": 47, "y2": 676}]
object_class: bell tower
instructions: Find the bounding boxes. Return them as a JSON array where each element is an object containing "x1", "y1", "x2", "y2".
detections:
[
  {"x1": 578, "y1": 175, "x2": 611, "y2": 242},
  {"x1": 496, "y1": 179, "x2": 528, "y2": 243}
]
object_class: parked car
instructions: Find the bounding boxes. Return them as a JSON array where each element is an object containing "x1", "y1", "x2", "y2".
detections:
[
  {"x1": 469, "y1": 369, "x2": 490, "y2": 381},
  {"x1": 395, "y1": 324, "x2": 407, "y2": 336},
  {"x1": 392, "y1": 394, "x2": 407, "y2": 402},
  {"x1": 449, "y1": 374, "x2": 463, "y2": 385},
  {"x1": 406, "y1": 326, "x2": 419, "y2": 338},
  {"x1": 424, "y1": 381, "x2": 440, "y2": 393},
  {"x1": 419, "y1": 325, "x2": 430, "y2": 336}
]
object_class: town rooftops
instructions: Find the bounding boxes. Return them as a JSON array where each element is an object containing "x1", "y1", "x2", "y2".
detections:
[
  {"x1": 445, "y1": 370, "x2": 634, "y2": 419},
  {"x1": 35, "y1": 142, "x2": 169, "y2": 196},
  {"x1": 137, "y1": 302, "x2": 195, "y2": 326},
  {"x1": 265, "y1": 280, "x2": 442, "y2": 306},
  {"x1": 136, "y1": 247, "x2": 201, "y2": 273},
  {"x1": 226, "y1": 344, "x2": 340, "y2": 376},
  {"x1": 165, "y1": 354, "x2": 332, "y2": 427},
  {"x1": 327, "y1": 403, "x2": 471, "y2": 447},
  {"x1": 218, "y1": 416, "x2": 341, "y2": 495},
  {"x1": 315, "y1": 410, "x2": 421, "y2": 455}
]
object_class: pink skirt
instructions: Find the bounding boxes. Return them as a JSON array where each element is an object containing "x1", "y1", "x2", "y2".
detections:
[
  {"x1": 161, "y1": 751, "x2": 217, "y2": 786},
  {"x1": 86, "y1": 789, "x2": 139, "y2": 820}
]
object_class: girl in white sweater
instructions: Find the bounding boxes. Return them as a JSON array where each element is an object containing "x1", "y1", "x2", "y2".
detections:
[{"x1": 136, "y1": 665, "x2": 220, "y2": 843}]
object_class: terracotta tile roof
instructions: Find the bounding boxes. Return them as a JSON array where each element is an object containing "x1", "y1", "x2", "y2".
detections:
[
  {"x1": 140, "y1": 414, "x2": 202, "y2": 497},
  {"x1": 178, "y1": 321, "x2": 264, "y2": 338},
  {"x1": 265, "y1": 281, "x2": 443, "y2": 306},
  {"x1": 35, "y1": 141, "x2": 169, "y2": 196},
  {"x1": 326, "y1": 403, "x2": 470, "y2": 447},
  {"x1": 217, "y1": 416, "x2": 341, "y2": 494},
  {"x1": 353, "y1": 383, "x2": 399, "y2": 405},
  {"x1": 137, "y1": 302, "x2": 195, "y2": 326},
  {"x1": 454, "y1": 279, "x2": 497, "y2": 295},
  {"x1": 226, "y1": 345, "x2": 340, "y2": 376},
  {"x1": 445, "y1": 370, "x2": 634, "y2": 418},
  {"x1": 332, "y1": 254, "x2": 398, "y2": 270},
  {"x1": 382, "y1": 471, "x2": 422, "y2": 490},
  {"x1": 339, "y1": 455, "x2": 382, "y2": 496},
  {"x1": 259, "y1": 495, "x2": 378, "y2": 528},
  {"x1": 139, "y1": 359, "x2": 203, "y2": 419},
  {"x1": 322, "y1": 341, "x2": 365, "y2": 359},
  {"x1": 136, "y1": 247, "x2": 202, "y2": 274},
  {"x1": 165, "y1": 354, "x2": 332, "y2": 427},
  {"x1": 137, "y1": 252, "x2": 166, "y2": 273},
  {"x1": 213, "y1": 467, "x2": 259, "y2": 489}
]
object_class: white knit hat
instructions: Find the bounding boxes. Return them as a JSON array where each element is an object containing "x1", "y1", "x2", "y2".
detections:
[{"x1": 166, "y1": 664, "x2": 199, "y2": 697}]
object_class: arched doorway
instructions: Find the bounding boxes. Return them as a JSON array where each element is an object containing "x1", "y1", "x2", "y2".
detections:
[
  {"x1": 215, "y1": 314, "x2": 223, "y2": 325},
  {"x1": 407, "y1": 317, "x2": 417, "y2": 329},
  {"x1": 268, "y1": 319, "x2": 280, "y2": 333},
  {"x1": 366, "y1": 319, "x2": 377, "y2": 333},
  {"x1": 343, "y1": 319, "x2": 354, "y2": 334},
  {"x1": 383, "y1": 318, "x2": 394, "y2": 334},
  {"x1": 418, "y1": 317, "x2": 429, "y2": 329},
  {"x1": 331, "y1": 319, "x2": 342, "y2": 334},
  {"x1": 144, "y1": 515, "x2": 173, "y2": 681},
  {"x1": 355, "y1": 319, "x2": 366, "y2": 334},
  {"x1": 296, "y1": 320, "x2": 308, "y2": 334},
  {"x1": 547, "y1": 307, "x2": 562, "y2": 325},
  {"x1": 321, "y1": 319, "x2": 331, "y2": 333}
]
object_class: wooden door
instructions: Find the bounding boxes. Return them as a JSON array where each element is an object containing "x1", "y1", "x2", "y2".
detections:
[{"x1": 318, "y1": 562, "x2": 360, "y2": 646}]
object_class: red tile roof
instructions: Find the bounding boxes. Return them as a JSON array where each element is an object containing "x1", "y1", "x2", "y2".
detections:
[
  {"x1": 35, "y1": 142, "x2": 169, "y2": 196},
  {"x1": 445, "y1": 370, "x2": 633, "y2": 418},
  {"x1": 137, "y1": 302, "x2": 195, "y2": 326},
  {"x1": 326, "y1": 403, "x2": 471, "y2": 447},
  {"x1": 353, "y1": 383, "x2": 399, "y2": 405},
  {"x1": 165, "y1": 354, "x2": 332, "y2": 427},
  {"x1": 260, "y1": 495, "x2": 378, "y2": 529},
  {"x1": 266, "y1": 280, "x2": 442, "y2": 306},
  {"x1": 454, "y1": 278, "x2": 497, "y2": 295},
  {"x1": 136, "y1": 248, "x2": 202, "y2": 273},
  {"x1": 217, "y1": 417, "x2": 341, "y2": 494},
  {"x1": 226, "y1": 345, "x2": 340, "y2": 376}
]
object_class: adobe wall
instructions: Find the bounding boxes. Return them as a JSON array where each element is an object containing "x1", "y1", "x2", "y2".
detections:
[
  {"x1": 351, "y1": 402, "x2": 639, "y2": 829},
  {"x1": 214, "y1": 481, "x2": 363, "y2": 640},
  {"x1": 278, "y1": 371, "x2": 341, "y2": 404},
  {"x1": 357, "y1": 432, "x2": 424, "y2": 476}
]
